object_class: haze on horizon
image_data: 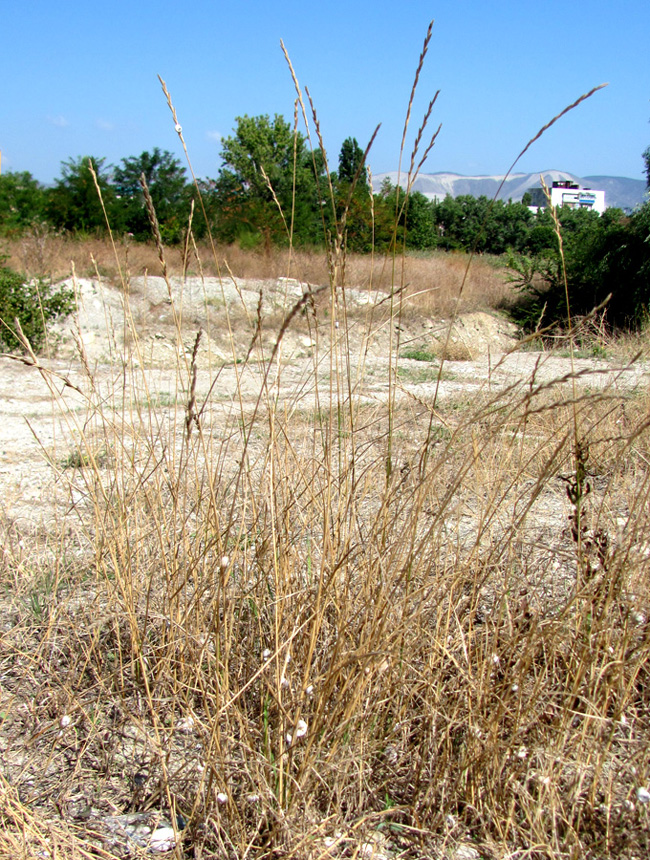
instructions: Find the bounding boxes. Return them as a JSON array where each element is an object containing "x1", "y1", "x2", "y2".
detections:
[{"x1": 2, "y1": 0, "x2": 649, "y2": 186}]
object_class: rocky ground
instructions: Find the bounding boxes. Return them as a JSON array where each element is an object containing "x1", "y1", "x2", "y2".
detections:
[{"x1": 1, "y1": 274, "x2": 646, "y2": 535}]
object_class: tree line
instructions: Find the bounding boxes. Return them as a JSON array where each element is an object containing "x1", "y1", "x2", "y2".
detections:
[
  {"x1": 0, "y1": 113, "x2": 638, "y2": 255},
  {"x1": 1, "y1": 113, "x2": 649, "y2": 328},
  {"x1": 0, "y1": 139, "x2": 612, "y2": 257}
]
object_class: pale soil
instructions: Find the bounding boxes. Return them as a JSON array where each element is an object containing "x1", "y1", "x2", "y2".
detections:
[{"x1": 0, "y1": 274, "x2": 646, "y2": 536}]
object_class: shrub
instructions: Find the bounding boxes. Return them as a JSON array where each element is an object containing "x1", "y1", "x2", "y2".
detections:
[
  {"x1": 0, "y1": 267, "x2": 75, "y2": 352},
  {"x1": 507, "y1": 203, "x2": 650, "y2": 331}
]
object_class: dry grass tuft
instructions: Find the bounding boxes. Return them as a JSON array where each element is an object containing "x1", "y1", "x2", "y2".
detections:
[{"x1": 1, "y1": 253, "x2": 650, "y2": 858}]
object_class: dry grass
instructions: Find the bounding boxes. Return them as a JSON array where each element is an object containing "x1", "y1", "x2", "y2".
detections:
[
  {"x1": 1, "y1": 30, "x2": 649, "y2": 860},
  {"x1": 1, "y1": 250, "x2": 650, "y2": 859},
  {"x1": 1, "y1": 230, "x2": 514, "y2": 320}
]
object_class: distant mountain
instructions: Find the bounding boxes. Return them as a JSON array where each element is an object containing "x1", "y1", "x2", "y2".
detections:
[
  {"x1": 372, "y1": 170, "x2": 647, "y2": 212},
  {"x1": 581, "y1": 176, "x2": 648, "y2": 212}
]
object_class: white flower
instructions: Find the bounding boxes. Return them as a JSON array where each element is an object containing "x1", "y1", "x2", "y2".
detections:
[
  {"x1": 286, "y1": 732, "x2": 293, "y2": 745},
  {"x1": 220, "y1": 555, "x2": 230, "y2": 569},
  {"x1": 384, "y1": 744, "x2": 398, "y2": 764},
  {"x1": 216, "y1": 792, "x2": 228, "y2": 804},
  {"x1": 517, "y1": 746, "x2": 528, "y2": 759},
  {"x1": 246, "y1": 794, "x2": 260, "y2": 803},
  {"x1": 59, "y1": 714, "x2": 71, "y2": 728},
  {"x1": 305, "y1": 684, "x2": 314, "y2": 696},
  {"x1": 637, "y1": 787, "x2": 650, "y2": 803},
  {"x1": 262, "y1": 648, "x2": 271, "y2": 659},
  {"x1": 280, "y1": 676, "x2": 289, "y2": 688},
  {"x1": 148, "y1": 826, "x2": 176, "y2": 852},
  {"x1": 295, "y1": 719, "x2": 308, "y2": 739},
  {"x1": 511, "y1": 684, "x2": 519, "y2": 692},
  {"x1": 492, "y1": 653, "x2": 500, "y2": 665},
  {"x1": 176, "y1": 716, "x2": 194, "y2": 734}
]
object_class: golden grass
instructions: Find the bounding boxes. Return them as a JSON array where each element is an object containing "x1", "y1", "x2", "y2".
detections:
[
  {"x1": 1, "y1": 254, "x2": 649, "y2": 859},
  {"x1": 2, "y1": 231, "x2": 515, "y2": 319},
  {"x1": 1, "y1": 29, "x2": 647, "y2": 860}
]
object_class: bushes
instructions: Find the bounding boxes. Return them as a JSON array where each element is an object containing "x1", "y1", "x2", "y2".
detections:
[
  {"x1": 507, "y1": 203, "x2": 650, "y2": 331},
  {"x1": 0, "y1": 266, "x2": 75, "y2": 352}
]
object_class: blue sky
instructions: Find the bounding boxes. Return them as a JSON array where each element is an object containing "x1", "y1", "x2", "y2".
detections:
[{"x1": 3, "y1": 0, "x2": 649, "y2": 185}]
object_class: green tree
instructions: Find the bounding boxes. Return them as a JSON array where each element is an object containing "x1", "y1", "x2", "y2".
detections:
[
  {"x1": 45, "y1": 156, "x2": 118, "y2": 234},
  {"x1": 431, "y1": 194, "x2": 464, "y2": 250},
  {"x1": 338, "y1": 137, "x2": 367, "y2": 187},
  {"x1": 333, "y1": 137, "x2": 373, "y2": 252},
  {"x1": 523, "y1": 207, "x2": 557, "y2": 255},
  {"x1": 404, "y1": 192, "x2": 436, "y2": 250},
  {"x1": 192, "y1": 177, "x2": 221, "y2": 239},
  {"x1": 368, "y1": 178, "x2": 400, "y2": 251},
  {"x1": 429, "y1": 195, "x2": 532, "y2": 254},
  {"x1": 0, "y1": 171, "x2": 47, "y2": 235},
  {"x1": 363, "y1": 182, "x2": 437, "y2": 253},
  {"x1": 472, "y1": 198, "x2": 533, "y2": 255},
  {"x1": 215, "y1": 114, "x2": 326, "y2": 248},
  {"x1": 219, "y1": 114, "x2": 297, "y2": 200},
  {"x1": 112, "y1": 148, "x2": 190, "y2": 243},
  {"x1": 385, "y1": 189, "x2": 436, "y2": 251}
]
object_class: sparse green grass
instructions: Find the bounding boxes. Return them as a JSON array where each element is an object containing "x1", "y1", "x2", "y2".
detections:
[
  {"x1": 398, "y1": 362, "x2": 443, "y2": 383},
  {"x1": 555, "y1": 344, "x2": 610, "y2": 360},
  {"x1": 400, "y1": 346, "x2": 438, "y2": 362},
  {"x1": 143, "y1": 390, "x2": 178, "y2": 408}
]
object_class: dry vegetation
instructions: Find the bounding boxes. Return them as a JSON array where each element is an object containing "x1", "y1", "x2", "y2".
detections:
[
  {"x1": 1, "y1": 242, "x2": 650, "y2": 859},
  {"x1": 1, "y1": 230, "x2": 514, "y2": 320},
  {"x1": 2, "y1": 31, "x2": 650, "y2": 860}
]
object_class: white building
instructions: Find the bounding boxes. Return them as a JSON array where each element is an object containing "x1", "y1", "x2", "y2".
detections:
[{"x1": 527, "y1": 180, "x2": 606, "y2": 215}]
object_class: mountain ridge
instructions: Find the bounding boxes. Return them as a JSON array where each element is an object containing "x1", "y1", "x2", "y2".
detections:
[{"x1": 372, "y1": 170, "x2": 647, "y2": 212}]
